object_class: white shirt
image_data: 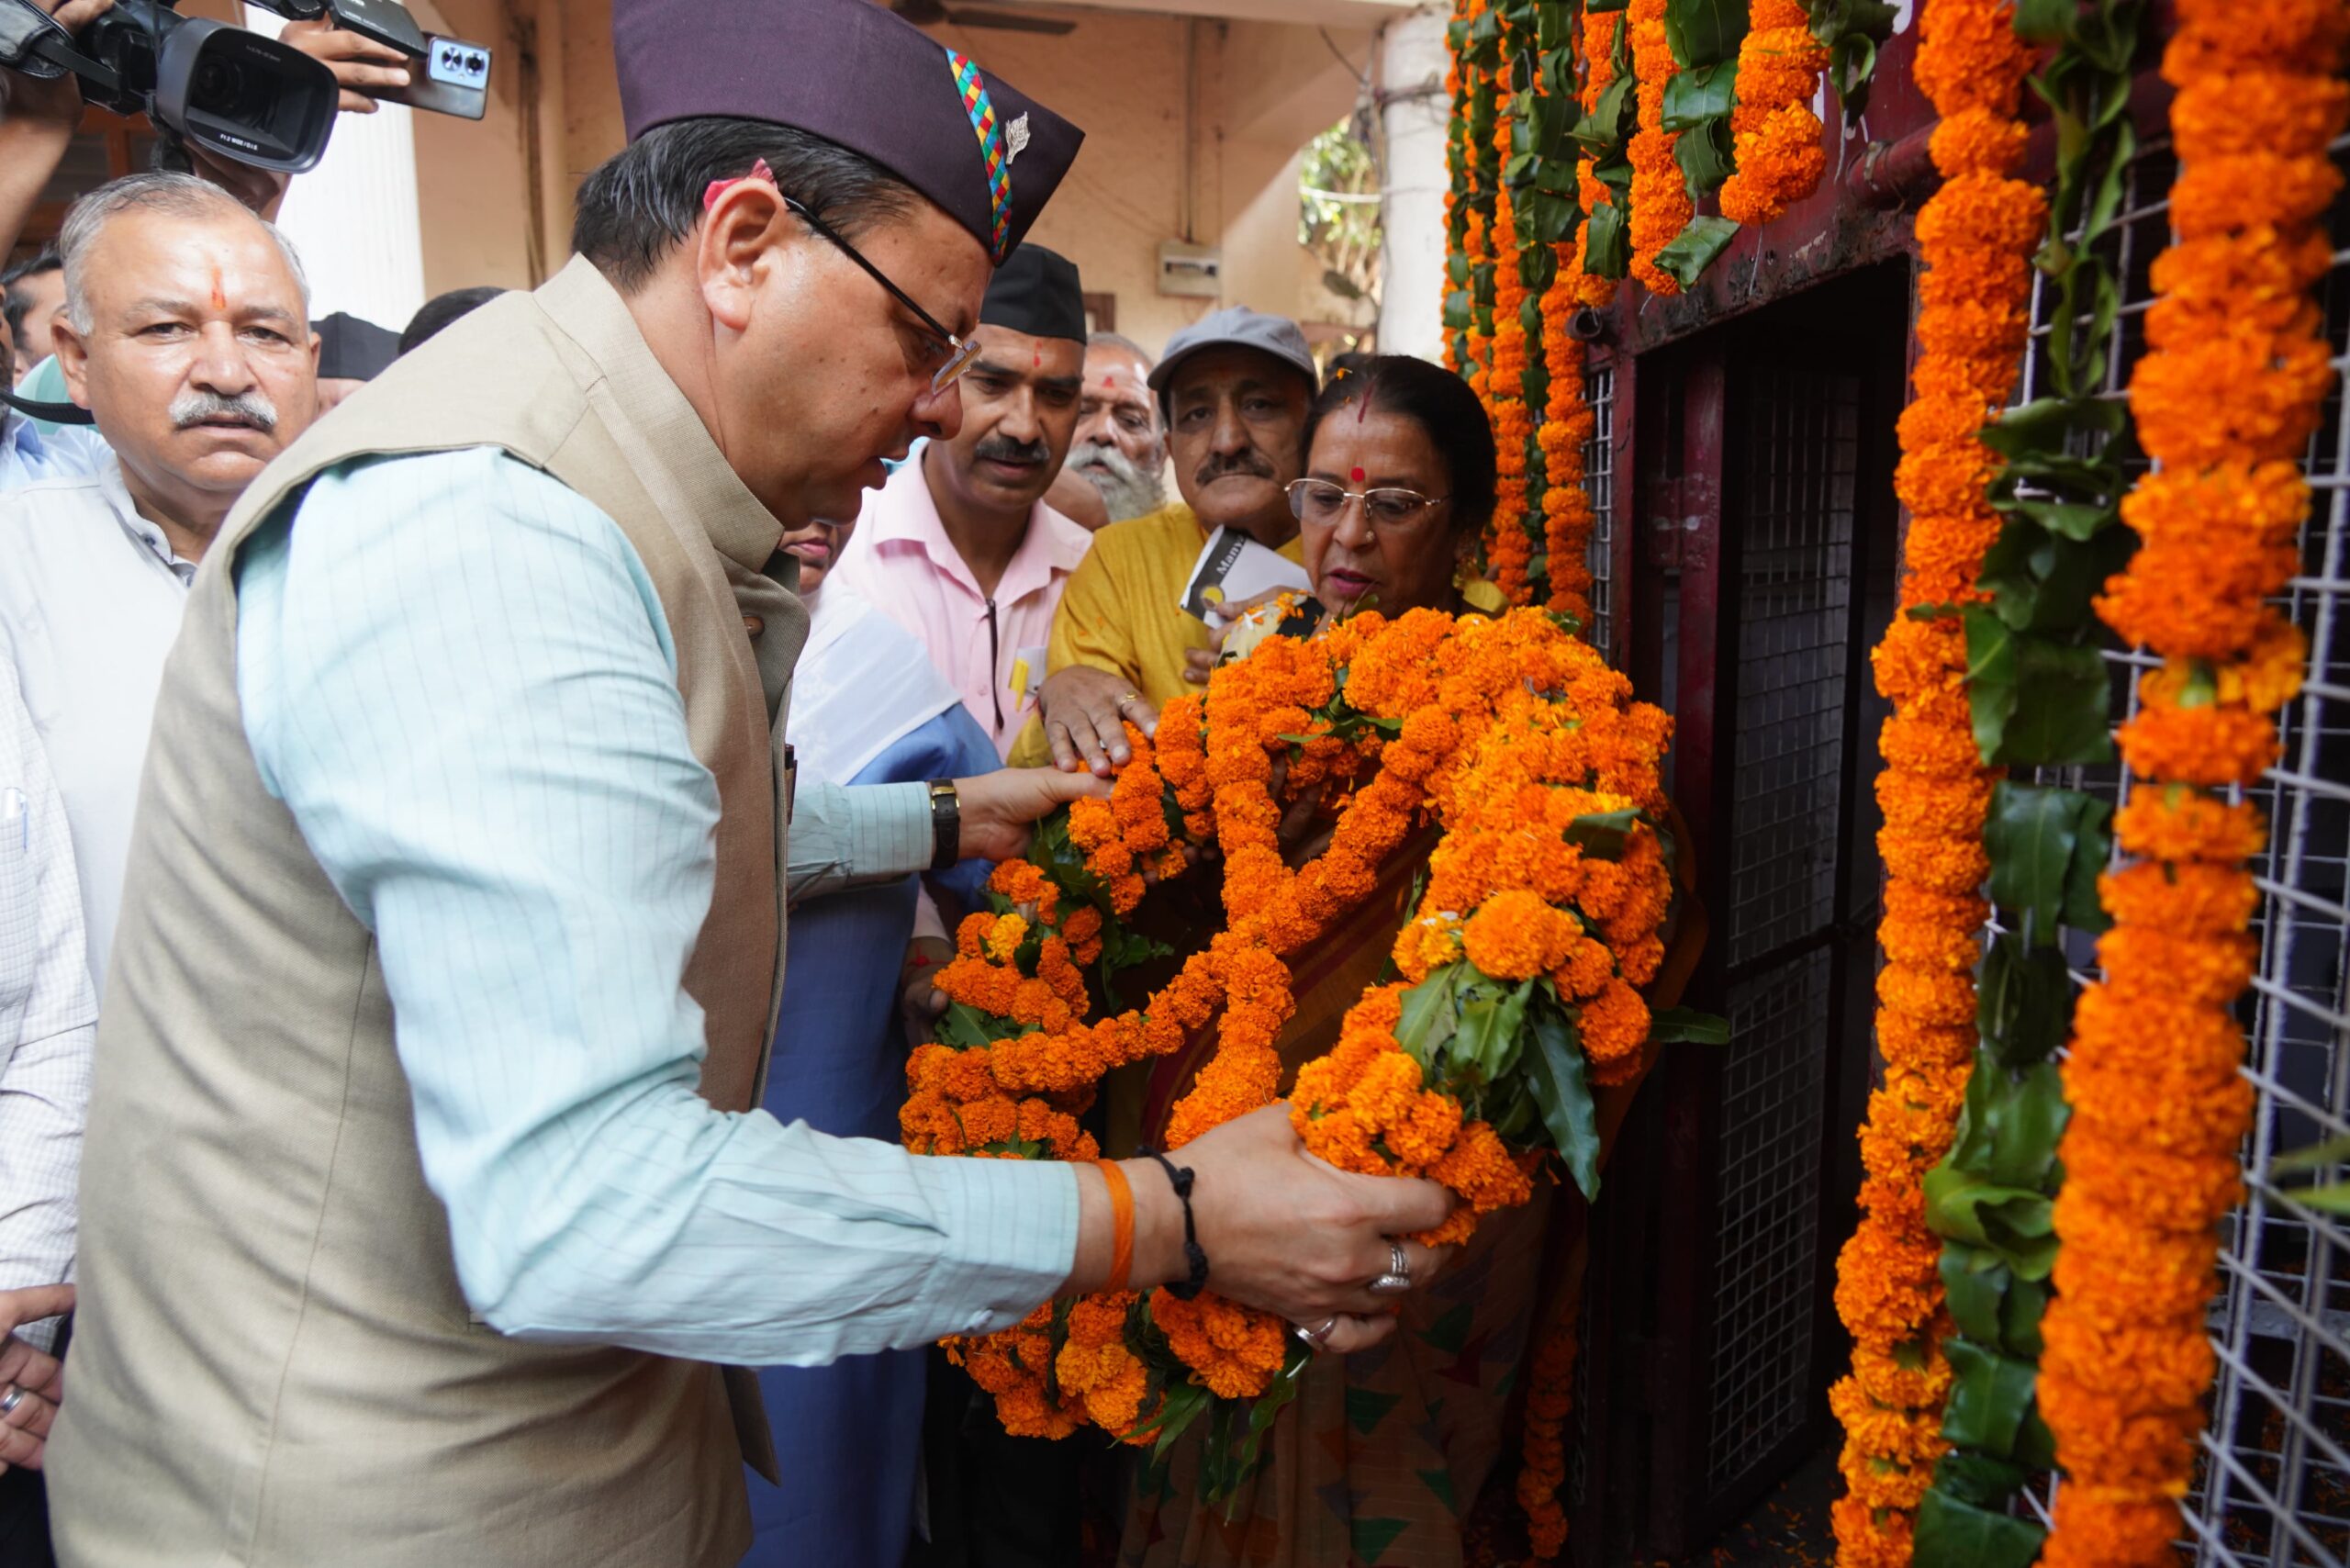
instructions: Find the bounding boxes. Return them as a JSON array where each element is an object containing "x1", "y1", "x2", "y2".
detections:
[
  {"x1": 0, "y1": 650, "x2": 95, "y2": 1354},
  {"x1": 0, "y1": 457, "x2": 194, "y2": 997}
]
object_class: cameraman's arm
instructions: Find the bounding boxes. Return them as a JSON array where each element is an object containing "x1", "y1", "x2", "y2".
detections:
[{"x1": 0, "y1": 0, "x2": 110, "y2": 263}]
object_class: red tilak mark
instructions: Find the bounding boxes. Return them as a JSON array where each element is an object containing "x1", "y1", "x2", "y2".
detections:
[
  {"x1": 208, "y1": 269, "x2": 226, "y2": 311},
  {"x1": 1355, "y1": 395, "x2": 1370, "y2": 424},
  {"x1": 1349, "y1": 465, "x2": 1366, "y2": 483},
  {"x1": 1033, "y1": 349, "x2": 1042, "y2": 368},
  {"x1": 911, "y1": 952, "x2": 934, "y2": 968}
]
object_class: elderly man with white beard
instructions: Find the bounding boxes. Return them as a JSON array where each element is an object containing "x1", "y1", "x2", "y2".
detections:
[
  {"x1": 0, "y1": 173, "x2": 321, "y2": 1000},
  {"x1": 1065, "y1": 330, "x2": 1167, "y2": 522}
]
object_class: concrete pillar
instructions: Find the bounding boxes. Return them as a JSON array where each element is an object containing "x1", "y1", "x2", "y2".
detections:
[
  {"x1": 1375, "y1": 3, "x2": 1450, "y2": 364},
  {"x1": 245, "y1": 8, "x2": 429, "y2": 334}
]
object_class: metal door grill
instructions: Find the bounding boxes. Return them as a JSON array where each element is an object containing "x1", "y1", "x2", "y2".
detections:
[
  {"x1": 1583, "y1": 365, "x2": 1617, "y2": 661},
  {"x1": 2001, "y1": 129, "x2": 2350, "y2": 1566},
  {"x1": 1704, "y1": 363, "x2": 1863, "y2": 1492}
]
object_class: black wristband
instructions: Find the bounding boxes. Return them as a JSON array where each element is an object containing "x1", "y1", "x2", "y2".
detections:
[
  {"x1": 1143, "y1": 1148, "x2": 1209, "y2": 1301},
  {"x1": 925, "y1": 778, "x2": 961, "y2": 871}
]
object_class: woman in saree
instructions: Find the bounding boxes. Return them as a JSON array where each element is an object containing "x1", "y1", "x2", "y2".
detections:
[{"x1": 1120, "y1": 355, "x2": 1706, "y2": 1568}]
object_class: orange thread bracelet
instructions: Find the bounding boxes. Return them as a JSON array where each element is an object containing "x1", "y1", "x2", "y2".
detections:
[{"x1": 1096, "y1": 1159, "x2": 1135, "y2": 1292}]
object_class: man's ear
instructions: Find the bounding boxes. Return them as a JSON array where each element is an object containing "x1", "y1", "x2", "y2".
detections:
[
  {"x1": 48, "y1": 318, "x2": 93, "y2": 409},
  {"x1": 695, "y1": 181, "x2": 795, "y2": 336}
]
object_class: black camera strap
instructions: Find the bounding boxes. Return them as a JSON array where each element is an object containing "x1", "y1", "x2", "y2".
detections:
[{"x1": 0, "y1": 388, "x2": 97, "y2": 428}]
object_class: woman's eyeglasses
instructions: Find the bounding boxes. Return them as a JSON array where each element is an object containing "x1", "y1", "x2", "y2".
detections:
[
  {"x1": 1285, "y1": 477, "x2": 1450, "y2": 529},
  {"x1": 781, "y1": 196, "x2": 982, "y2": 393}
]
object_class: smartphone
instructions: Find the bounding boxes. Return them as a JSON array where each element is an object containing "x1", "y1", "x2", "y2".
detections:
[{"x1": 371, "y1": 33, "x2": 490, "y2": 120}]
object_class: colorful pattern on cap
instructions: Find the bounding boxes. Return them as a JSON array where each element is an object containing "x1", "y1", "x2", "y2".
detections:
[{"x1": 945, "y1": 47, "x2": 1013, "y2": 263}]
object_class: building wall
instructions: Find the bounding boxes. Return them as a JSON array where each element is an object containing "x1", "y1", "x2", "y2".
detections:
[{"x1": 394, "y1": 0, "x2": 1371, "y2": 360}]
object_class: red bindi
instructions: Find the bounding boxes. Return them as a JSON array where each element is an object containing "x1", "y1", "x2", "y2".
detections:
[{"x1": 1349, "y1": 465, "x2": 1365, "y2": 483}]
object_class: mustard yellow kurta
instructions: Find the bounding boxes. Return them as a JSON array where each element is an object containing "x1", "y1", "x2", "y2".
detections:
[{"x1": 1005, "y1": 501, "x2": 1304, "y2": 767}]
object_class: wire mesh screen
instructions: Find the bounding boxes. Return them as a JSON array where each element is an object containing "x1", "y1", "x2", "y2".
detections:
[
  {"x1": 1584, "y1": 365, "x2": 1617, "y2": 660},
  {"x1": 1703, "y1": 361, "x2": 1863, "y2": 1492},
  {"x1": 2001, "y1": 128, "x2": 2350, "y2": 1566},
  {"x1": 1722, "y1": 368, "x2": 1859, "y2": 969}
]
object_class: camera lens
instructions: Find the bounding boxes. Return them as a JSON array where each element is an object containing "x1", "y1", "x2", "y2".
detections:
[{"x1": 189, "y1": 55, "x2": 259, "y2": 118}]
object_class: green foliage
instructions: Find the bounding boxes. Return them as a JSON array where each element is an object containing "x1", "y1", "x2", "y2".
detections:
[
  {"x1": 1662, "y1": 0, "x2": 1750, "y2": 70},
  {"x1": 1983, "y1": 781, "x2": 2113, "y2": 947},
  {"x1": 1655, "y1": 214, "x2": 1740, "y2": 284},
  {"x1": 1803, "y1": 0, "x2": 1897, "y2": 112},
  {"x1": 1300, "y1": 118, "x2": 1384, "y2": 321}
]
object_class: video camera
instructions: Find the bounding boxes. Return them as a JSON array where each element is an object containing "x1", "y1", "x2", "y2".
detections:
[{"x1": 0, "y1": 0, "x2": 492, "y2": 175}]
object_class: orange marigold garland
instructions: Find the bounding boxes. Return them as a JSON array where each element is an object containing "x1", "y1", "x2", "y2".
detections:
[
  {"x1": 2036, "y1": 4, "x2": 2348, "y2": 1562},
  {"x1": 1717, "y1": 0, "x2": 1830, "y2": 226},
  {"x1": 1626, "y1": 0, "x2": 1692, "y2": 295},
  {"x1": 1539, "y1": 242, "x2": 1596, "y2": 627},
  {"x1": 907, "y1": 608, "x2": 1688, "y2": 1500},
  {"x1": 1830, "y1": 1, "x2": 2041, "y2": 1562},
  {"x1": 1575, "y1": 5, "x2": 1625, "y2": 308},
  {"x1": 1489, "y1": 170, "x2": 1537, "y2": 603}
]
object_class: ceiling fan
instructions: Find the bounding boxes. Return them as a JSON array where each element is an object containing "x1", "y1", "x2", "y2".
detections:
[{"x1": 890, "y1": 0, "x2": 1078, "y2": 35}]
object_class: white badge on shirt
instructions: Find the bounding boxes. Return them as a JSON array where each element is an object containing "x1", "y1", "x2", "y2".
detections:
[{"x1": 1008, "y1": 644, "x2": 1047, "y2": 707}]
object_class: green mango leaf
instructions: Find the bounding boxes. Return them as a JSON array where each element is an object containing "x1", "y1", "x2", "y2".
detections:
[
  {"x1": 1583, "y1": 196, "x2": 1631, "y2": 278},
  {"x1": 2061, "y1": 794, "x2": 2114, "y2": 935},
  {"x1": 1566, "y1": 806, "x2": 1642, "y2": 857},
  {"x1": 1979, "y1": 394, "x2": 2122, "y2": 454},
  {"x1": 1924, "y1": 1166, "x2": 2061, "y2": 1279},
  {"x1": 1662, "y1": 0, "x2": 1750, "y2": 69},
  {"x1": 1129, "y1": 1378, "x2": 1213, "y2": 1460},
  {"x1": 1930, "y1": 1449, "x2": 2031, "y2": 1510},
  {"x1": 1963, "y1": 607, "x2": 2114, "y2": 766},
  {"x1": 1572, "y1": 75, "x2": 1639, "y2": 155},
  {"x1": 1396, "y1": 967, "x2": 1463, "y2": 1064},
  {"x1": 1453, "y1": 977, "x2": 1533, "y2": 1082},
  {"x1": 1661, "y1": 60, "x2": 1740, "y2": 129},
  {"x1": 1941, "y1": 1338, "x2": 2040, "y2": 1459},
  {"x1": 1986, "y1": 1062, "x2": 2070, "y2": 1191},
  {"x1": 1985, "y1": 781, "x2": 2089, "y2": 944},
  {"x1": 2002, "y1": 496, "x2": 2115, "y2": 542},
  {"x1": 1913, "y1": 1490, "x2": 2046, "y2": 1568},
  {"x1": 1672, "y1": 120, "x2": 1739, "y2": 198},
  {"x1": 1649, "y1": 1005, "x2": 1731, "y2": 1044},
  {"x1": 1938, "y1": 1248, "x2": 2011, "y2": 1347},
  {"x1": 1976, "y1": 930, "x2": 2074, "y2": 1071},
  {"x1": 1585, "y1": 0, "x2": 1629, "y2": 11},
  {"x1": 1527, "y1": 999, "x2": 1604, "y2": 1200},
  {"x1": 1657, "y1": 213, "x2": 1740, "y2": 285},
  {"x1": 2270, "y1": 1133, "x2": 2350, "y2": 1174},
  {"x1": 2000, "y1": 1272, "x2": 2050, "y2": 1360},
  {"x1": 1828, "y1": 32, "x2": 1878, "y2": 106},
  {"x1": 2279, "y1": 1182, "x2": 2350, "y2": 1215}
]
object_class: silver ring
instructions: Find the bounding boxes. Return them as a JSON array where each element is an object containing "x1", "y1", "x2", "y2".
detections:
[
  {"x1": 1292, "y1": 1316, "x2": 1338, "y2": 1350},
  {"x1": 0, "y1": 1383, "x2": 22, "y2": 1417},
  {"x1": 1367, "y1": 1239, "x2": 1412, "y2": 1297}
]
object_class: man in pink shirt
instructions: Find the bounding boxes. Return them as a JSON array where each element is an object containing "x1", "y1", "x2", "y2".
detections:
[{"x1": 832, "y1": 244, "x2": 1093, "y2": 757}]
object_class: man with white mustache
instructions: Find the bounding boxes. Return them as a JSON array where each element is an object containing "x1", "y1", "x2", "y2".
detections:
[
  {"x1": 0, "y1": 172, "x2": 320, "y2": 996},
  {"x1": 1066, "y1": 331, "x2": 1167, "y2": 523}
]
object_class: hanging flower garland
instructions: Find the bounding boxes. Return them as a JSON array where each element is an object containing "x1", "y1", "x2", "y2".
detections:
[
  {"x1": 1443, "y1": 0, "x2": 1472, "y2": 375},
  {"x1": 1717, "y1": 0, "x2": 1830, "y2": 226},
  {"x1": 1574, "y1": 5, "x2": 1626, "y2": 304},
  {"x1": 1626, "y1": 0, "x2": 1692, "y2": 295},
  {"x1": 1465, "y1": 0, "x2": 1502, "y2": 404},
  {"x1": 1539, "y1": 241, "x2": 1596, "y2": 628},
  {"x1": 905, "y1": 608, "x2": 1685, "y2": 1497},
  {"x1": 1489, "y1": 172, "x2": 1536, "y2": 603},
  {"x1": 2034, "y1": 3, "x2": 2348, "y2": 1562},
  {"x1": 1828, "y1": 2, "x2": 2042, "y2": 1562}
]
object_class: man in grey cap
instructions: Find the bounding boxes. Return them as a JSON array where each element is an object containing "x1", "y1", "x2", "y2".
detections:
[{"x1": 1008, "y1": 305, "x2": 1317, "y2": 775}]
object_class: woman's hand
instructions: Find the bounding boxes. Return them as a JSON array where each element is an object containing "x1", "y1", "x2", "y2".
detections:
[
  {"x1": 1182, "y1": 588, "x2": 1292, "y2": 687},
  {"x1": 898, "y1": 935, "x2": 954, "y2": 1050}
]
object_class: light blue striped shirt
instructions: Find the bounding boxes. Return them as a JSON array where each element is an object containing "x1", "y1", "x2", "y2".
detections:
[
  {"x1": 0, "y1": 408, "x2": 107, "y2": 491},
  {"x1": 233, "y1": 446, "x2": 1077, "y2": 1363}
]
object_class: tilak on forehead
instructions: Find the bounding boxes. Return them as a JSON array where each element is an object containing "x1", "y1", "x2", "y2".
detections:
[{"x1": 614, "y1": 0, "x2": 1085, "y2": 265}]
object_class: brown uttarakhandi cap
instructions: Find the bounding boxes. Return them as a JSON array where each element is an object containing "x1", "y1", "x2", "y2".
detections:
[{"x1": 613, "y1": 0, "x2": 1084, "y2": 263}]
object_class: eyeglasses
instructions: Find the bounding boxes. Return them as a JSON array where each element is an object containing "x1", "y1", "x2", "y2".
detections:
[
  {"x1": 1286, "y1": 477, "x2": 1450, "y2": 530},
  {"x1": 782, "y1": 196, "x2": 981, "y2": 394}
]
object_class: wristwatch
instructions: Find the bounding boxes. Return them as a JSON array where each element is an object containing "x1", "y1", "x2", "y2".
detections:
[{"x1": 926, "y1": 778, "x2": 961, "y2": 870}]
